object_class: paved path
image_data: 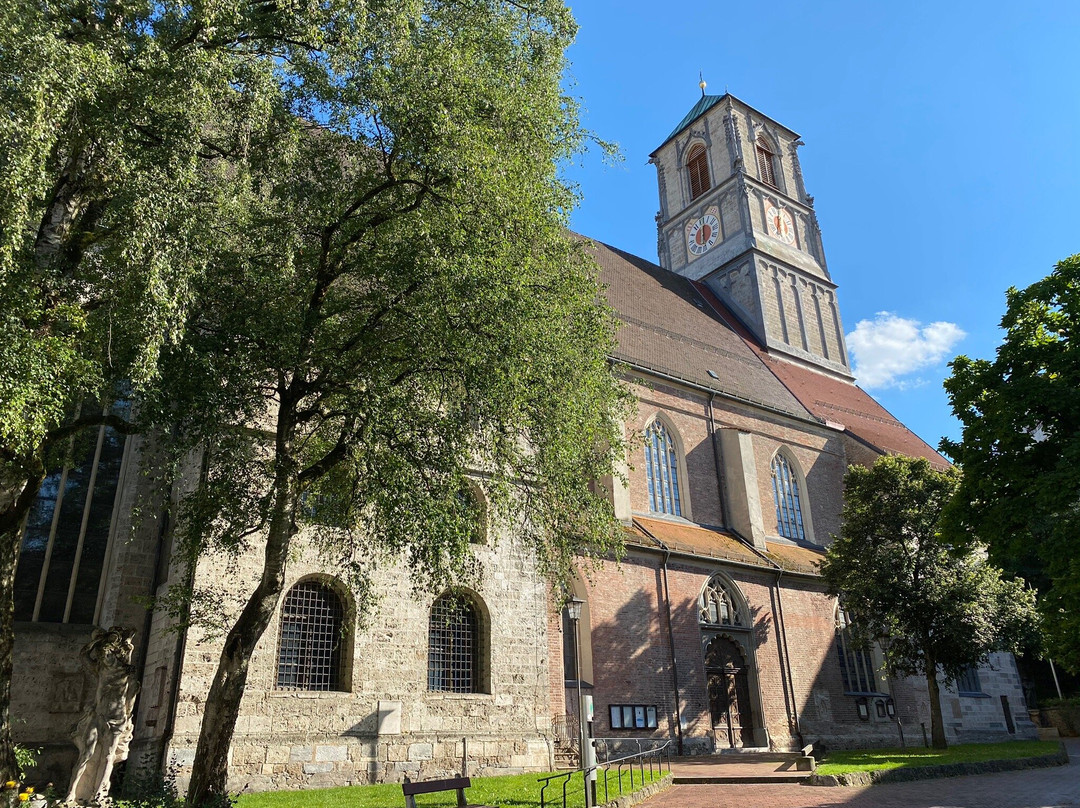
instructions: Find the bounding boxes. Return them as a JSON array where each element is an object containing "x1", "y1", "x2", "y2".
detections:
[{"x1": 640, "y1": 739, "x2": 1080, "y2": 808}]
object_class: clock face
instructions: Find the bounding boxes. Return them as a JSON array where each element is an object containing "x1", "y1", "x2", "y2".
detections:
[
  {"x1": 765, "y1": 202, "x2": 796, "y2": 245},
  {"x1": 686, "y1": 212, "x2": 721, "y2": 257}
]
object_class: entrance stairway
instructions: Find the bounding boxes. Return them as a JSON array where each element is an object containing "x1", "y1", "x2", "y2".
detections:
[{"x1": 669, "y1": 750, "x2": 813, "y2": 784}]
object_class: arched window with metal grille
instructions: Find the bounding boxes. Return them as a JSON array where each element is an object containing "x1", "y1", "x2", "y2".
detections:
[
  {"x1": 644, "y1": 419, "x2": 683, "y2": 516},
  {"x1": 428, "y1": 593, "x2": 482, "y2": 693},
  {"x1": 686, "y1": 143, "x2": 711, "y2": 200},
  {"x1": 699, "y1": 576, "x2": 746, "y2": 627},
  {"x1": 755, "y1": 137, "x2": 777, "y2": 187},
  {"x1": 770, "y1": 452, "x2": 806, "y2": 541},
  {"x1": 275, "y1": 580, "x2": 347, "y2": 691}
]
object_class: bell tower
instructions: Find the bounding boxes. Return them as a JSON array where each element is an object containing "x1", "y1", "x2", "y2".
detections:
[{"x1": 649, "y1": 93, "x2": 851, "y2": 378}]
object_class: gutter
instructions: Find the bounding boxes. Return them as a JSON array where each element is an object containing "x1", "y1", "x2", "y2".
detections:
[{"x1": 614, "y1": 360, "x2": 829, "y2": 431}]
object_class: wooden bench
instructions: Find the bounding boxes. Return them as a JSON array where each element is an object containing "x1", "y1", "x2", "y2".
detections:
[{"x1": 401, "y1": 776, "x2": 494, "y2": 808}]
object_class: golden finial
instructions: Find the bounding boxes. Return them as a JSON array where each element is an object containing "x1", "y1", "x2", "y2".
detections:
[{"x1": 699, "y1": 71, "x2": 707, "y2": 97}]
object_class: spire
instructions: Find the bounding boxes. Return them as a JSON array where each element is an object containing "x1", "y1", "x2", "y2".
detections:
[{"x1": 699, "y1": 70, "x2": 707, "y2": 97}]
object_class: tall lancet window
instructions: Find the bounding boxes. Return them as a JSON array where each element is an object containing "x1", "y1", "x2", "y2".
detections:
[
  {"x1": 645, "y1": 420, "x2": 682, "y2": 516},
  {"x1": 771, "y1": 452, "x2": 805, "y2": 540}
]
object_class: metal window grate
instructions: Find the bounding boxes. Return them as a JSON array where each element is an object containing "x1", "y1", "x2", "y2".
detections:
[
  {"x1": 275, "y1": 581, "x2": 344, "y2": 691},
  {"x1": 771, "y1": 453, "x2": 806, "y2": 541},
  {"x1": 428, "y1": 595, "x2": 478, "y2": 693}
]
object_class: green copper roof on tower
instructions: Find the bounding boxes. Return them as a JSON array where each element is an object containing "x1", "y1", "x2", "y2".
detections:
[{"x1": 658, "y1": 94, "x2": 724, "y2": 151}]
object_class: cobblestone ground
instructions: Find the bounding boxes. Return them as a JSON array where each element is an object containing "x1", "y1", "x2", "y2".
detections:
[{"x1": 640, "y1": 739, "x2": 1080, "y2": 808}]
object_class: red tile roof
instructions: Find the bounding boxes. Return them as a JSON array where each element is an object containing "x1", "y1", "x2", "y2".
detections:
[
  {"x1": 629, "y1": 517, "x2": 767, "y2": 567},
  {"x1": 688, "y1": 281, "x2": 949, "y2": 469}
]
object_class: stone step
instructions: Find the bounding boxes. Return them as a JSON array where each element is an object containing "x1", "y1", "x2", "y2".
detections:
[{"x1": 673, "y1": 773, "x2": 810, "y2": 784}]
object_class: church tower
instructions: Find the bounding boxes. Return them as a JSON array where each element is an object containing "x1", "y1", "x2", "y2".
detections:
[{"x1": 650, "y1": 94, "x2": 851, "y2": 378}]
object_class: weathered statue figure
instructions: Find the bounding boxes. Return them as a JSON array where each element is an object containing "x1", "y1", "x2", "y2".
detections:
[{"x1": 65, "y1": 627, "x2": 140, "y2": 805}]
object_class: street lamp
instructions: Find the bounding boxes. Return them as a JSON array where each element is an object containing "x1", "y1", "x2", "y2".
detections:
[{"x1": 565, "y1": 596, "x2": 592, "y2": 808}]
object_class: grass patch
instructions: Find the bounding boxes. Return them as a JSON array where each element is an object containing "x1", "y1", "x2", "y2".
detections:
[
  {"x1": 815, "y1": 740, "x2": 1060, "y2": 775},
  {"x1": 235, "y1": 768, "x2": 666, "y2": 808}
]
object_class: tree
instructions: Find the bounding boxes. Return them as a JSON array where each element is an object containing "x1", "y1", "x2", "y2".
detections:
[
  {"x1": 123, "y1": 2, "x2": 632, "y2": 804},
  {"x1": 0, "y1": 0, "x2": 300, "y2": 778},
  {"x1": 820, "y1": 456, "x2": 1037, "y2": 749},
  {"x1": 942, "y1": 255, "x2": 1080, "y2": 673}
]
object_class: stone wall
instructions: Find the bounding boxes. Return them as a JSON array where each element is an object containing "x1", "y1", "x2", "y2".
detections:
[{"x1": 159, "y1": 517, "x2": 554, "y2": 792}]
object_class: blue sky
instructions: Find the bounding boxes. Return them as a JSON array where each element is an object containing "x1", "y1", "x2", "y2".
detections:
[{"x1": 561, "y1": 1, "x2": 1080, "y2": 451}]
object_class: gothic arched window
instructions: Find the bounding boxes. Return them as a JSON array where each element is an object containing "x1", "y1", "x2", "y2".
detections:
[
  {"x1": 836, "y1": 605, "x2": 876, "y2": 694},
  {"x1": 428, "y1": 593, "x2": 483, "y2": 693},
  {"x1": 644, "y1": 420, "x2": 683, "y2": 516},
  {"x1": 275, "y1": 580, "x2": 347, "y2": 691},
  {"x1": 755, "y1": 137, "x2": 777, "y2": 187},
  {"x1": 687, "y1": 144, "x2": 711, "y2": 200},
  {"x1": 771, "y1": 452, "x2": 806, "y2": 541},
  {"x1": 700, "y1": 576, "x2": 746, "y2": 627}
]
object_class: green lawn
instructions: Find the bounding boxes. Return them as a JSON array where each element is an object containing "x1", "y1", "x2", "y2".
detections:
[
  {"x1": 815, "y1": 740, "x2": 1060, "y2": 775},
  {"x1": 235, "y1": 768, "x2": 666, "y2": 808}
]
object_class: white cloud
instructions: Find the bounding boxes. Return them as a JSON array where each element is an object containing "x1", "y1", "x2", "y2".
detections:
[{"x1": 846, "y1": 312, "x2": 966, "y2": 390}]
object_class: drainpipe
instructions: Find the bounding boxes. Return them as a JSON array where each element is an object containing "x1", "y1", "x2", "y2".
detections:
[
  {"x1": 660, "y1": 547, "x2": 685, "y2": 756},
  {"x1": 636, "y1": 520, "x2": 684, "y2": 757},
  {"x1": 773, "y1": 569, "x2": 804, "y2": 747}
]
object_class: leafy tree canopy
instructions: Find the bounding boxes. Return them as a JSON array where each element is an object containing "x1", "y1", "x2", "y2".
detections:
[
  {"x1": 942, "y1": 255, "x2": 1080, "y2": 673},
  {"x1": 821, "y1": 455, "x2": 1037, "y2": 748},
  {"x1": 87, "y1": 0, "x2": 632, "y2": 801}
]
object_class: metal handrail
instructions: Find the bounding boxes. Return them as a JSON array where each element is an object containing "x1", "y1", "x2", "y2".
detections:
[
  {"x1": 537, "y1": 740, "x2": 673, "y2": 808},
  {"x1": 538, "y1": 771, "x2": 572, "y2": 808}
]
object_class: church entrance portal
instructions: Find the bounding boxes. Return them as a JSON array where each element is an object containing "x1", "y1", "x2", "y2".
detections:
[{"x1": 704, "y1": 636, "x2": 755, "y2": 748}]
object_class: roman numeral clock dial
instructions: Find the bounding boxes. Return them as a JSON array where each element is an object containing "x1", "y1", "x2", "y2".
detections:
[
  {"x1": 764, "y1": 200, "x2": 796, "y2": 245},
  {"x1": 686, "y1": 206, "x2": 721, "y2": 259}
]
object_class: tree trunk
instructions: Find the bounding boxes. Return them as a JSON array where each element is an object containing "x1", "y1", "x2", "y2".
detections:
[
  {"x1": 0, "y1": 468, "x2": 46, "y2": 782},
  {"x1": 925, "y1": 659, "x2": 948, "y2": 750},
  {"x1": 185, "y1": 463, "x2": 298, "y2": 806}
]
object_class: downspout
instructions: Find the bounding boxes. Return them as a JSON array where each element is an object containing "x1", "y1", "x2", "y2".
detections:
[
  {"x1": 636, "y1": 521, "x2": 684, "y2": 756},
  {"x1": 773, "y1": 569, "x2": 804, "y2": 747}
]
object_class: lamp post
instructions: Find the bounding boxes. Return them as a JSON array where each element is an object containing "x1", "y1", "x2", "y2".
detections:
[{"x1": 565, "y1": 596, "x2": 592, "y2": 808}]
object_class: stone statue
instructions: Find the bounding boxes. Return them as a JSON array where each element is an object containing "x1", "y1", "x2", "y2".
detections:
[{"x1": 65, "y1": 627, "x2": 140, "y2": 805}]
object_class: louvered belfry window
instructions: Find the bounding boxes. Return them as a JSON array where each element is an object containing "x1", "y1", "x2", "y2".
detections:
[
  {"x1": 755, "y1": 138, "x2": 777, "y2": 187},
  {"x1": 687, "y1": 144, "x2": 711, "y2": 200},
  {"x1": 428, "y1": 594, "x2": 480, "y2": 693},
  {"x1": 275, "y1": 580, "x2": 345, "y2": 691},
  {"x1": 771, "y1": 452, "x2": 806, "y2": 540},
  {"x1": 644, "y1": 420, "x2": 682, "y2": 516}
]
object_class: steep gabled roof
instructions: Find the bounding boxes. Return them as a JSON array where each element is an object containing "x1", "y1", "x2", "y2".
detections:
[
  {"x1": 589, "y1": 240, "x2": 813, "y2": 421},
  {"x1": 760, "y1": 356, "x2": 950, "y2": 468},
  {"x1": 651, "y1": 92, "x2": 802, "y2": 155},
  {"x1": 658, "y1": 94, "x2": 725, "y2": 149},
  {"x1": 687, "y1": 281, "x2": 949, "y2": 468}
]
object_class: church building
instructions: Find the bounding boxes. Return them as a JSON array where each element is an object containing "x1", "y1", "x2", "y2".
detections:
[{"x1": 10, "y1": 93, "x2": 1036, "y2": 793}]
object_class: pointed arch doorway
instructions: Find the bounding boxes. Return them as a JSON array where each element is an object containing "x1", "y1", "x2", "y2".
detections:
[{"x1": 704, "y1": 636, "x2": 755, "y2": 748}]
